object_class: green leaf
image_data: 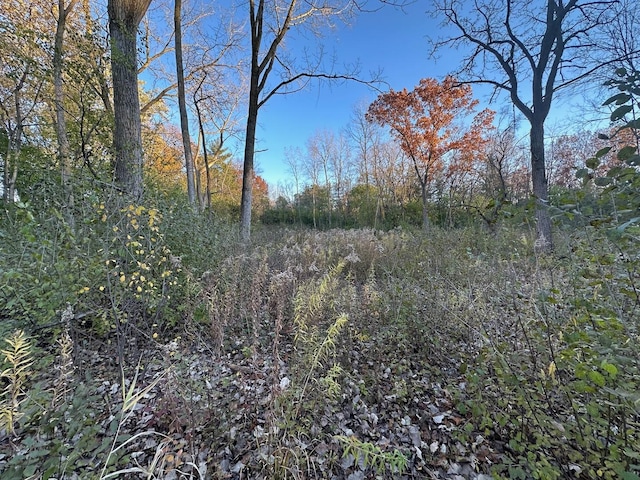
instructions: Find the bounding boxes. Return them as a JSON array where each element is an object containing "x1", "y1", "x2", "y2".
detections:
[
  {"x1": 620, "y1": 472, "x2": 640, "y2": 480},
  {"x1": 575, "y1": 168, "x2": 589, "y2": 179},
  {"x1": 588, "y1": 370, "x2": 606, "y2": 387},
  {"x1": 586, "y1": 157, "x2": 600, "y2": 169},
  {"x1": 603, "y1": 92, "x2": 631, "y2": 106},
  {"x1": 23, "y1": 465, "x2": 37, "y2": 477},
  {"x1": 27, "y1": 449, "x2": 50, "y2": 459},
  {"x1": 623, "y1": 448, "x2": 640, "y2": 460},
  {"x1": 601, "y1": 361, "x2": 618, "y2": 376},
  {"x1": 618, "y1": 145, "x2": 638, "y2": 161},
  {"x1": 611, "y1": 104, "x2": 633, "y2": 121},
  {"x1": 607, "y1": 166, "x2": 623, "y2": 177},
  {"x1": 594, "y1": 177, "x2": 612, "y2": 187},
  {"x1": 595, "y1": 146, "x2": 612, "y2": 158},
  {"x1": 625, "y1": 154, "x2": 640, "y2": 166}
]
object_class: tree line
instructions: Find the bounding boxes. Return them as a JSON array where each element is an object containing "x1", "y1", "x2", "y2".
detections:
[
  {"x1": 1, "y1": 0, "x2": 638, "y2": 249},
  {"x1": 263, "y1": 99, "x2": 631, "y2": 231}
]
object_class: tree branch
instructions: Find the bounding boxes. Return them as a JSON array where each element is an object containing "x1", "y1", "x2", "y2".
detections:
[{"x1": 259, "y1": 72, "x2": 386, "y2": 108}]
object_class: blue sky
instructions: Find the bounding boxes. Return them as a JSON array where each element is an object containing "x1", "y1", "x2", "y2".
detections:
[
  {"x1": 143, "y1": 0, "x2": 603, "y2": 190},
  {"x1": 245, "y1": 1, "x2": 611, "y2": 189},
  {"x1": 250, "y1": 2, "x2": 462, "y2": 186}
]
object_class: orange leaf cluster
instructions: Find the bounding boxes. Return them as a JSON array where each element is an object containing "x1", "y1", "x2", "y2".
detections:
[{"x1": 366, "y1": 76, "x2": 494, "y2": 185}]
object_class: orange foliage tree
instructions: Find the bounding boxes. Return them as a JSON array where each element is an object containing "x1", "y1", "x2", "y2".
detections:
[
  {"x1": 144, "y1": 124, "x2": 187, "y2": 192},
  {"x1": 143, "y1": 124, "x2": 270, "y2": 217},
  {"x1": 199, "y1": 153, "x2": 269, "y2": 219},
  {"x1": 367, "y1": 76, "x2": 494, "y2": 229}
]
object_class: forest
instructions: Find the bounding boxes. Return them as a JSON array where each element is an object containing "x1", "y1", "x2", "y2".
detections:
[{"x1": 1, "y1": 0, "x2": 639, "y2": 478}]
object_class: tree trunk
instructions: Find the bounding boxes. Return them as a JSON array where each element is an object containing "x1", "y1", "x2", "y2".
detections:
[
  {"x1": 108, "y1": 0, "x2": 150, "y2": 201},
  {"x1": 3, "y1": 146, "x2": 18, "y2": 203},
  {"x1": 240, "y1": 67, "x2": 259, "y2": 242},
  {"x1": 54, "y1": 0, "x2": 77, "y2": 227},
  {"x1": 174, "y1": 0, "x2": 196, "y2": 206},
  {"x1": 420, "y1": 180, "x2": 430, "y2": 231},
  {"x1": 3, "y1": 70, "x2": 27, "y2": 203},
  {"x1": 194, "y1": 111, "x2": 210, "y2": 209},
  {"x1": 322, "y1": 161, "x2": 332, "y2": 228},
  {"x1": 530, "y1": 118, "x2": 553, "y2": 251}
]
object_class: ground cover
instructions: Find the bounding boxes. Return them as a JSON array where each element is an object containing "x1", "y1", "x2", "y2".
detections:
[{"x1": 1, "y1": 224, "x2": 638, "y2": 479}]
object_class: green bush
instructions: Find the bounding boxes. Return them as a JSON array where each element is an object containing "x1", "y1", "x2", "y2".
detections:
[{"x1": 454, "y1": 69, "x2": 640, "y2": 479}]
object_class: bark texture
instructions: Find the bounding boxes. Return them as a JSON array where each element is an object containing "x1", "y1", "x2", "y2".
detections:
[
  {"x1": 174, "y1": 0, "x2": 196, "y2": 206},
  {"x1": 54, "y1": 0, "x2": 78, "y2": 226},
  {"x1": 108, "y1": 0, "x2": 151, "y2": 200}
]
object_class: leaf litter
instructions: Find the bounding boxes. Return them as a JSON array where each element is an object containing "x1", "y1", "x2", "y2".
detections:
[{"x1": 0, "y1": 230, "x2": 508, "y2": 478}]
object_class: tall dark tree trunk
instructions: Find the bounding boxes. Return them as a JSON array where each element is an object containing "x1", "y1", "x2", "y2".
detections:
[
  {"x1": 174, "y1": 0, "x2": 196, "y2": 206},
  {"x1": 239, "y1": 0, "x2": 263, "y2": 243},
  {"x1": 240, "y1": 67, "x2": 260, "y2": 242},
  {"x1": 194, "y1": 104, "x2": 211, "y2": 210},
  {"x1": 530, "y1": 118, "x2": 552, "y2": 250},
  {"x1": 54, "y1": 0, "x2": 78, "y2": 227},
  {"x1": 193, "y1": 75, "x2": 212, "y2": 210},
  {"x1": 108, "y1": 0, "x2": 151, "y2": 201}
]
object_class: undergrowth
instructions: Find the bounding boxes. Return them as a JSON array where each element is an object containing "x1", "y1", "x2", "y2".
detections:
[{"x1": 2, "y1": 179, "x2": 639, "y2": 478}]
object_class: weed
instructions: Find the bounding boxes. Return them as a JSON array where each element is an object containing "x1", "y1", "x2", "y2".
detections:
[{"x1": 0, "y1": 330, "x2": 33, "y2": 435}]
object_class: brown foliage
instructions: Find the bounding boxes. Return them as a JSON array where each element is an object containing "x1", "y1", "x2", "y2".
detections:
[
  {"x1": 366, "y1": 76, "x2": 494, "y2": 228},
  {"x1": 366, "y1": 76, "x2": 494, "y2": 188}
]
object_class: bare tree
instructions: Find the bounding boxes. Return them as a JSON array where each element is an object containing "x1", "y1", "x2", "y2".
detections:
[
  {"x1": 238, "y1": 0, "x2": 377, "y2": 241},
  {"x1": 302, "y1": 143, "x2": 323, "y2": 228},
  {"x1": 108, "y1": 0, "x2": 152, "y2": 200},
  {"x1": 433, "y1": 0, "x2": 622, "y2": 250},
  {"x1": 331, "y1": 130, "x2": 354, "y2": 219},
  {"x1": 346, "y1": 101, "x2": 387, "y2": 225},
  {"x1": 192, "y1": 40, "x2": 246, "y2": 210},
  {"x1": 174, "y1": 0, "x2": 196, "y2": 205},
  {"x1": 284, "y1": 146, "x2": 304, "y2": 224},
  {"x1": 307, "y1": 129, "x2": 336, "y2": 227},
  {"x1": 603, "y1": 0, "x2": 640, "y2": 73}
]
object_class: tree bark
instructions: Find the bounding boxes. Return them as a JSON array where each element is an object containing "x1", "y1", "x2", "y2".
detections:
[
  {"x1": 2, "y1": 70, "x2": 27, "y2": 203},
  {"x1": 108, "y1": 0, "x2": 151, "y2": 201},
  {"x1": 54, "y1": 0, "x2": 78, "y2": 227},
  {"x1": 240, "y1": 81, "x2": 258, "y2": 242},
  {"x1": 193, "y1": 95, "x2": 212, "y2": 210},
  {"x1": 420, "y1": 179, "x2": 430, "y2": 231},
  {"x1": 530, "y1": 117, "x2": 552, "y2": 251},
  {"x1": 174, "y1": 0, "x2": 196, "y2": 206}
]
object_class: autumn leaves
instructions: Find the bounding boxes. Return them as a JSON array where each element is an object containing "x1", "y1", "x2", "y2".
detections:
[{"x1": 367, "y1": 76, "x2": 494, "y2": 229}]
